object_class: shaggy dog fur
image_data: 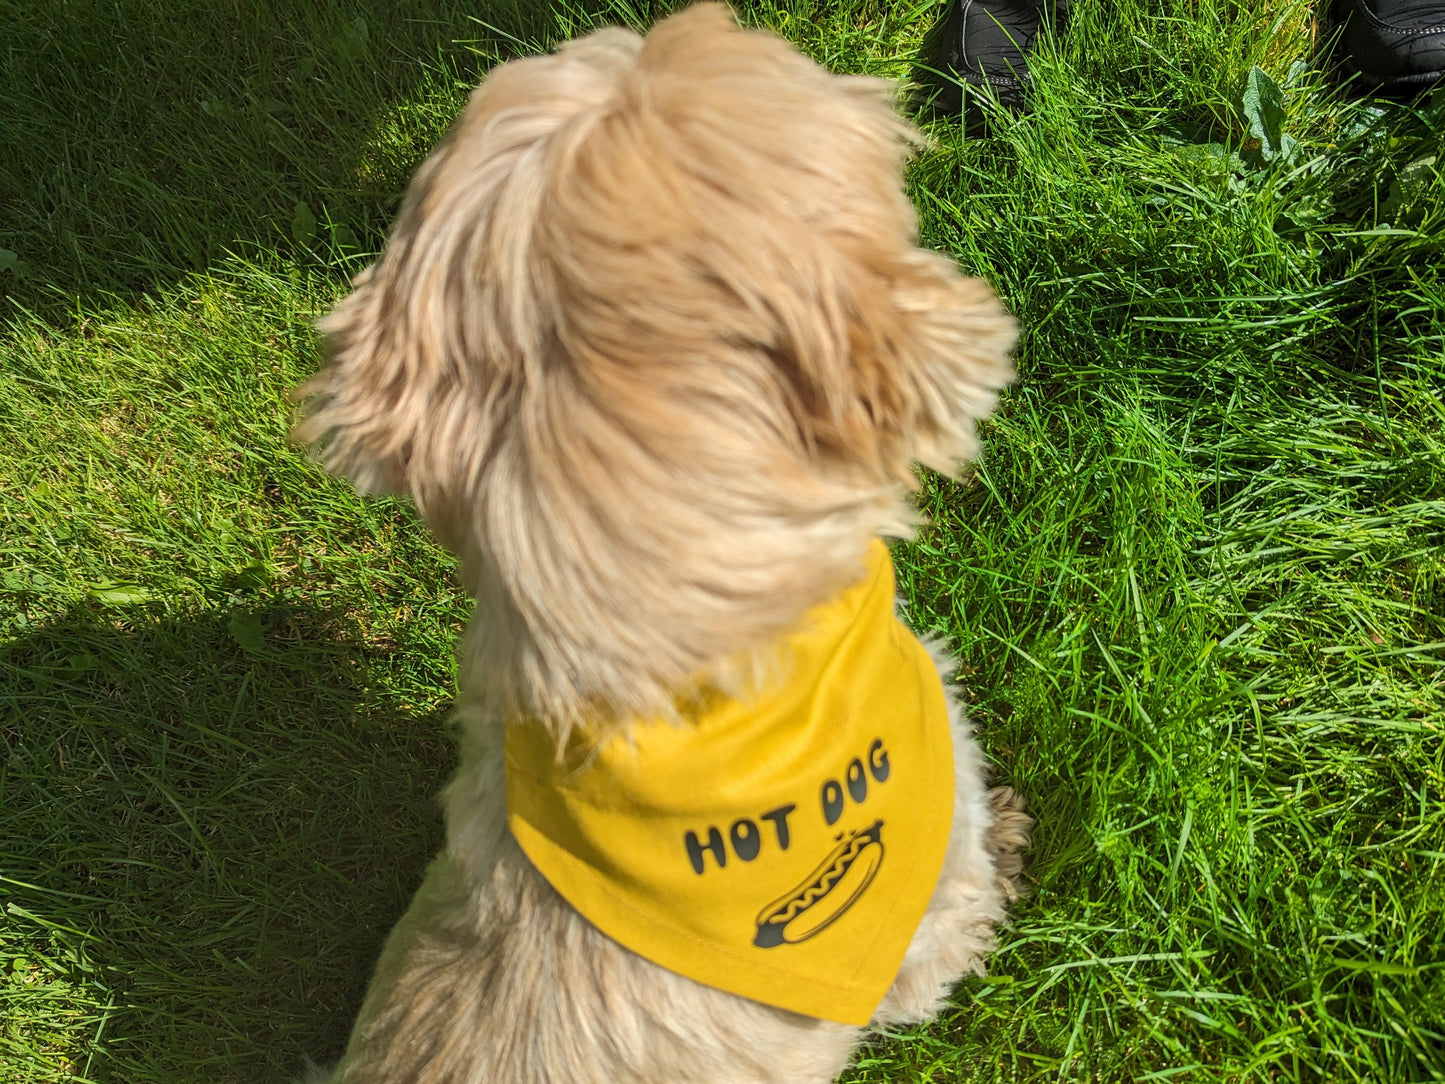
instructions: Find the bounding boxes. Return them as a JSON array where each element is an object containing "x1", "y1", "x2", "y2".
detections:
[{"x1": 293, "y1": 5, "x2": 1028, "y2": 1081}]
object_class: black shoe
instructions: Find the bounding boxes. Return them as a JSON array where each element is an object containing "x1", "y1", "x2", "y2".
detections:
[
  {"x1": 924, "y1": 0, "x2": 1069, "y2": 112},
  {"x1": 1334, "y1": 0, "x2": 1445, "y2": 92}
]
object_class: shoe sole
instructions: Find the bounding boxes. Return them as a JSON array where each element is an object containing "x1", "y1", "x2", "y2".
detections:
[{"x1": 1343, "y1": 59, "x2": 1445, "y2": 92}]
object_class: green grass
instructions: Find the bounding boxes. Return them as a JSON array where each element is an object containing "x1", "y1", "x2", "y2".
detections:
[{"x1": 2, "y1": 0, "x2": 1442, "y2": 1081}]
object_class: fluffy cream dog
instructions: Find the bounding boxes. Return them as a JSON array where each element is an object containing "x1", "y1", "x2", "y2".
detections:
[{"x1": 294, "y1": 5, "x2": 1027, "y2": 1081}]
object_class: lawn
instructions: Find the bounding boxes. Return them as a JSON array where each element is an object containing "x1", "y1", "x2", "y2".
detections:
[{"x1": 1, "y1": 0, "x2": 1442, "y2": 1081}]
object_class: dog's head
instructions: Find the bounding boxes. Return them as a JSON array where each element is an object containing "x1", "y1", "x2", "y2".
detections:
[{"x1": 294, "y1": 3, "x2": 1015, "y2": 737}]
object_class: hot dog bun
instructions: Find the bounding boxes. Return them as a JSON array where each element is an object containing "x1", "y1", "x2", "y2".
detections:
[{"x1": 753, "y1": 820, "x2": 884, "y2": 948}]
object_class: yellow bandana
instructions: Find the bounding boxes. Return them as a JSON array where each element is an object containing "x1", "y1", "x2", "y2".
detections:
[{"x1": 505, "y1": 540, "x2": 953, "y2": 1025}]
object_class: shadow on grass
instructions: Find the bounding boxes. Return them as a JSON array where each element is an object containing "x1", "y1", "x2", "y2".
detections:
[
  {"x1": 0, "y1": 602, "x2": 453, "y2": 1082},
  {"x1": 0, "y1": 0, "x2": 676, "y2": 324}
]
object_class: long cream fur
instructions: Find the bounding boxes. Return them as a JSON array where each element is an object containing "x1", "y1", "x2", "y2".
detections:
[{"x1": 294, "y1": 5, "x2": 1026, "y2": 1081}]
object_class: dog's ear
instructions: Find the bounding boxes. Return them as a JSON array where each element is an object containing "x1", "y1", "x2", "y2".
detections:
[
  {"x1": 291, "y1": 30, "x2": 644, "y2": 503},
  {"x1": 291, "y1": 263, "x2": 412, "y2": 496},
  {"x1": 650, "y1": 59, "x2": 1015, "y2": 490},
  {"x1": 817, "y1": 240, "x2": 1016, "y2": 486}
]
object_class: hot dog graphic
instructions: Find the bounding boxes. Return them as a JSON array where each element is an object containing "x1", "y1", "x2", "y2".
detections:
[{"x1": 753, "y1": 820, "x2": 884, "y2": 948}]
